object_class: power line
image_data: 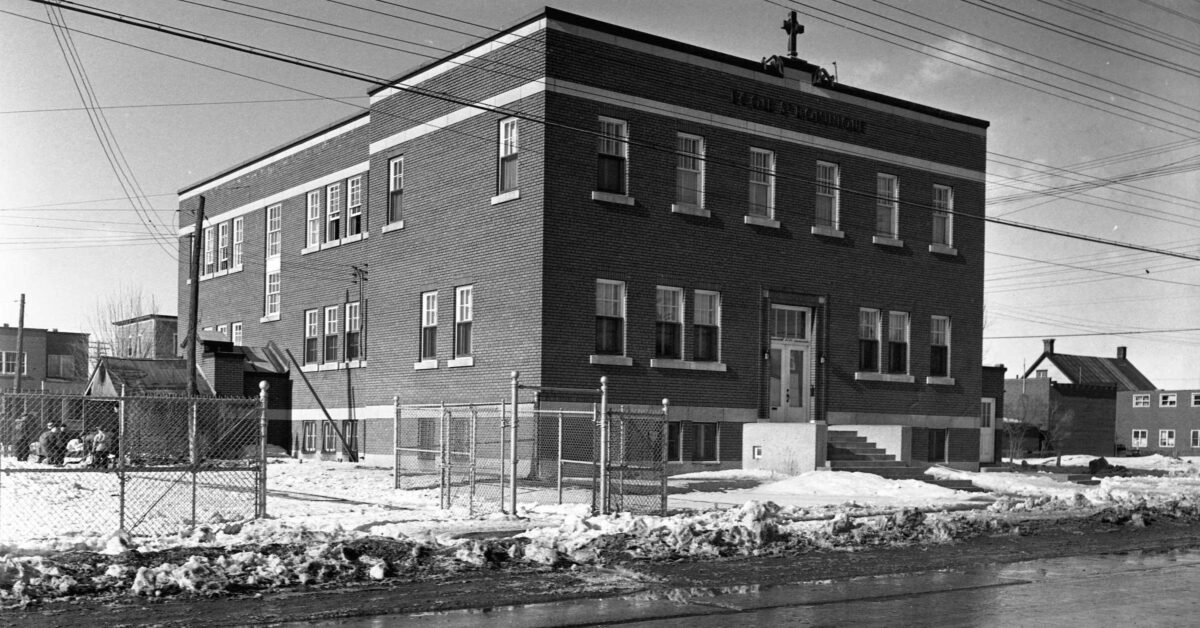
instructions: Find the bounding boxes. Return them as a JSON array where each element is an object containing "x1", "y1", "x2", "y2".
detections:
[
  {"x1": 986, "y1": 327, "x2": 1200, "y2": 340},
  {"x1": 0, "y1": 95, "x2": 364, "y2": 114}
]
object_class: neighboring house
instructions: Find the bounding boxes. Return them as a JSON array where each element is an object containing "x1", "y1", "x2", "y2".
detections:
[
  {"x1": 0, "y1": 323, "x2": 89, "y2": 393},
  {"x1": 1115, "y1": 389, "x2": 1200, "y2": 456},
  {"x1": 85, "y1": 357, "x2": 213, "y2": 397},
  {"x1": 176, "y1": 9, "x2": 989, "y2": 469},
  {"x1": 113, "y1": 314, "x2": 180, "y2": 359},
  {"x1": 1004, "y1": 339, "x2": 1155, "y2": 456}
]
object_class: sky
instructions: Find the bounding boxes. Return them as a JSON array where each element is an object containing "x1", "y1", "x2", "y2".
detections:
[{"x1": 1, "y1": 0, "x2": 1198, "y2": 388}]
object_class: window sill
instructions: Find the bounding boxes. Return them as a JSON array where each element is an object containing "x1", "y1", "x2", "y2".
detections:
[
  {"x1": 926, "y1": 376, "x2": 956, "y2": 385},
  {"x1": 872, "y1": 235, "x2": 904, "y2": 248},
  {"x1": 301, "y1": 245, "x2": 320, "y2": 256},
  {"x1": 301, "y1": 364, "x2": 319, "y2": 373},
  {"x1": 343, "y1": 231, "x2": 367, "y2": 244},
  {"x1": 346, "y1": 359, "x2": 367, "y2": 369},
  {"x1": 321, "y1": 239, "x2": 341, "y2": 251},
  {"x1": 413, "y1": 359, "x2": 438, "y2": 371},
  {"x1": 811, "y1": 225, "x2": 844, "y2": 238},
  {"x1": 589, "y1": 355, "x2": 633, "y2": 366},
  {"x1": 744, "y1": 215, "x2": 780, "y2": 228},
  {"x1": 650, "y1": 359, "x2": 727, "y2": 372},
  {"x1": 319, "y1": 363, "x2": 340, "y2": 371},
  {"x1": 200, "y1": 267, "x2": 240, "y2": 282},
  {"x1": 259, "y1": 314, "x2": 280, "y2": 323},
  {"x1": 855, "y1": 372, "x2": 915, "y2": 383},
  {"x1": 671, "y1": 203, "x2": 710, "y2": 218},
  {"x1": 448, "y1": 356, "x2": 474, "y2": 368},
  {"x1": 381, "y1": 221, "x2": 405, "y2": 234},
  {"x1": 929, "y1": 243, "x2": 958, "y2": 256},
  {"x1": 591, "y1": 191, "x2": 635, "y2": 205},
  {"x1": 491, "y1": 189, "x2": 520, "y2": 205}
]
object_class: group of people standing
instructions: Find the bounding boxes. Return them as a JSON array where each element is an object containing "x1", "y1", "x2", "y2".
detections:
[{"x1": 9, "y1": 414, "x2": 112, "y2": 467}]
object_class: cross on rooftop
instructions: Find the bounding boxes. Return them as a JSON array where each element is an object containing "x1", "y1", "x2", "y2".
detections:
[{"x1": 782, "y1": 11, "x2": 804, "y2": 59}]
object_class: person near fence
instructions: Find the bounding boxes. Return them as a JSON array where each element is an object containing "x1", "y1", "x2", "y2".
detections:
[
  {"x1": 13, "y1": 413, "x2": 34, "y2": 461},
  {"x1": 35, "y1": 422, "x2": 56, "y2": 464},
  {"x1": 89, "y1": 426, "x2": 111, "y2": 468}
]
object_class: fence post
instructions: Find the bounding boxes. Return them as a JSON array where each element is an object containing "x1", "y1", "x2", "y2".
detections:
[
  {"x1": 509, "y1": 371, "x2": 519, "y2": 515},
  {"x1": 258, "y1": 381, "x2": 269, "y2": 518},
  {"x1": 598, "y1": 376, "x2": 608, "y2": 515},
  {"x1": 392, "y1": 396, "x2": 399, "y2": 490},
  {"x1": 468, "y1": 406, "x2": 477, "y2": 517},
  {"x1": 117, "y1": 385, "x2": 127, "y2": 533},
  {"x1": 499, "y1": 398, "x2": 507, "y2": 514},
  {"x1": 439, "y1": 402, "x2": 448, "y2": 510},
  {"x1": 661, "y1": 398, "x2": 670, "y2": 516},
  {"x1": 190, "y1": 399, "x2": 198, "y2": 527}
]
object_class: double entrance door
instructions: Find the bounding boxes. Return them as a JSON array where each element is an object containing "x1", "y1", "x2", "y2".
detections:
[{"x1": 768, "y1": 305, "x2": 812, "y2": 422}]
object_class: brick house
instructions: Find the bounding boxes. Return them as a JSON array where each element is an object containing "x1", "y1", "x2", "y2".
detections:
[
  {"x1": 112, "y1": 314, "x2": 179, "y2": 359},
  {"x1": 1116, "y1": 389, "x2": 1200, "y2": 456},
  {"x1": 1004, "y1": 339, "x2": 1155, "y2": 456},
  {"x1": 176, "y1": 9, "x2": 989, "y2": 469},
  {"x1": 0, "y1": 324, "x2": 89, "y2": 393}
]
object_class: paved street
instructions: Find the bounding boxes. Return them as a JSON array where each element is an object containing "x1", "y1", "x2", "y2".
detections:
[{"x1": 311, "y1": 548, "x2": 1200, "y2": 627}]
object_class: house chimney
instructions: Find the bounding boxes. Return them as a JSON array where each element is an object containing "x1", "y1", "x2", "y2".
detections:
[
  {"x1": 1043, "y1": 338, "x2": 1055, "y2": 354},
  {"x1": 1117, "y1": 346, "x2": 1127, "y2": 360}
]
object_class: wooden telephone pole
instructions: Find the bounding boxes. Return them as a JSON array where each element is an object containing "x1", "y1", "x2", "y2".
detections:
[{"x1": 186, "y1": 197, "x2": 204, "y2": 397}]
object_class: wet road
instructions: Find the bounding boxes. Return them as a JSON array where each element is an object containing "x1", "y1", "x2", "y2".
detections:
[{"x1": 303, "y1": 548, "x2": 1200, "y2": 627}]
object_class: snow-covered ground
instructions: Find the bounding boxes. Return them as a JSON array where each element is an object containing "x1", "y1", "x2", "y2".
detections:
[{"x1": 3, "y1": 455, "x2": 1200, "y2": 603}]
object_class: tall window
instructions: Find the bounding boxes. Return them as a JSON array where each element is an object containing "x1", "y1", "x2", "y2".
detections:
[
  {"x1": 306, "y1": 190, "x2": 321, "y2": 248},
  {"x1": 676, "y1": 133, "x2": 704, "y2": 207},
  {"x1": 420, "y1": 291, "x2": 437, "y2": 360},
  {"x1": 655, "y1": 286, "x2": 683, "y2": 359},
  {"x1": 232, "y1": 217, "x2": 244, "y2": 269},
  {"x1": 232, "y1": 322, "x2": 242, "y2": 346},
  {"x1": 980, "y1": 398, "x2": 995, "y2": 428},
  {"x1": 888, "y1": 311, "x2": 910, "y2": 374},
  {"x1": 304, "y1": 309, "x2": 320, "y2": 364},
  {"x1": 748, "y1": 148, "x2": 775, "y2": 218},
  {"x1": 388, "y1": 157, "x2": 404, "y2": 224},
  {"x1": 876, "y1": 174, "x2": 899, "y2": 238},
  {"x1": 930, "y1": 316, "x2": 950, "y2": 377},
  {"x1": 322, "y1": 422, "x2": 337, "y2": 453},
  {"x1": 203, "y1": 227, "x2": 215, "y2": 275},
  {"x1": 217, "y1": 222, "x2": 230, "y2": 271},
  {"x1": 1160, "y1": 429, "x2": 1176, "y2": 448},
  {"x1": 302, "y1": 421, "x2": 317, "y2": 453},
  {"x1": 815, "y1": 161, "x2": 840, "y2": 228},
  {"x1": 345, "y1": 301, "x2": 362, "y2": 361},
  {"x1": 265, "y1": 204, "x2": 281, "y2": 257},
  {"x1": 1192, "y1": 430, "x2": 1200, "y2": 448},
  {"x1": 265, "y1": 271, "x2": 280, "y2": 317},
  {"x1": 694, "y1": 291, "x2": 720, "y2": 362},
  {"x1": 499, "y1": 118, "x2": 519, "y2": 193},
  {"x1": 326, "y1": 182, "x2": 342, "y2": 242},
  {"x1": 859, "y1": 309, "x2": 880, "y2": 371},
  {"x1": 324, "y1": 305, "x2": 340, "y2": 363},
  {"x1": 597, "y1": 117, "x2": 627, "y2": 194},
  {"x1": 595, "y1": 280, "x2": 625, "y2": 355},
  {"x1": 347, "y1": 176, "x2": 363, "y2": 236},
  {"x1": 455, "y1": 286, "x2": 473, "y2": 357},
  {"x1": 932, "y1": 185, "x2": 954, "y2": 246},
  {"x1": 693, "y1": 423, "x2": 718, "y2": 462},
  {"x1": 1131, "y1": 429, "x2": 1148, "y2": 448}
]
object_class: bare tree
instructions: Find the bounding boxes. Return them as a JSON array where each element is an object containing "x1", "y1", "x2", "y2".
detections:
[
  {"x1": 1002, "y1": 393, "x2": 1045, "y2": 465},
  {"x1": 1042, "y1": 400, "x2": 1075, "y2": 467},
  {"x1": 85, "y1": 285, "x2": 161, "y2": 362}
]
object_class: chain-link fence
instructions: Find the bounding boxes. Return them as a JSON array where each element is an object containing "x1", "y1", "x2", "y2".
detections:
[
  {"x1": 395, "y1": 375, "x2": 667, "y2": 516},
  {"x1": 0, "y1": 391, "x2": 265, "y2": 541}
]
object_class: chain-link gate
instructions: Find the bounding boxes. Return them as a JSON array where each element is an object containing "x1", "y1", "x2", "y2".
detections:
[
  {"x1": 394, "y1": 374, "x2": 667, "y2": 516},
  {"x1": 0, "y1": 389, "x2": 267, "y2": 541}
]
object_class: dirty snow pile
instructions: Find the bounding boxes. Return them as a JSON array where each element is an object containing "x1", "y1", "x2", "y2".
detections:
[{"x1": 4, "y1": 455, "x2": 1200, "y2": 605}]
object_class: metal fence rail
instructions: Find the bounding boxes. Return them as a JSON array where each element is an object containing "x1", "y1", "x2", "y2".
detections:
[
  {"x1": 395, "y1": 374, "x2": 667, "y2": 517},
  {"x1": 0, "y1": 388, "x2": 267, "y2": 540}
]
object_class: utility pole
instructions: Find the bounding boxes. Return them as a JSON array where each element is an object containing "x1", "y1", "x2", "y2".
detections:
[
  {"x1": 186, "y1": 196, "x2": 204, "y2": 397},
  {"x1": 13, "y1": 293, "x2": 25, "y2": 392}
]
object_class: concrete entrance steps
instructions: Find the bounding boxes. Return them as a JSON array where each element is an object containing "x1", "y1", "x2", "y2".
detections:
[{"x1": 827, "y1": 430, "x2": 987, "y2": 493}]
